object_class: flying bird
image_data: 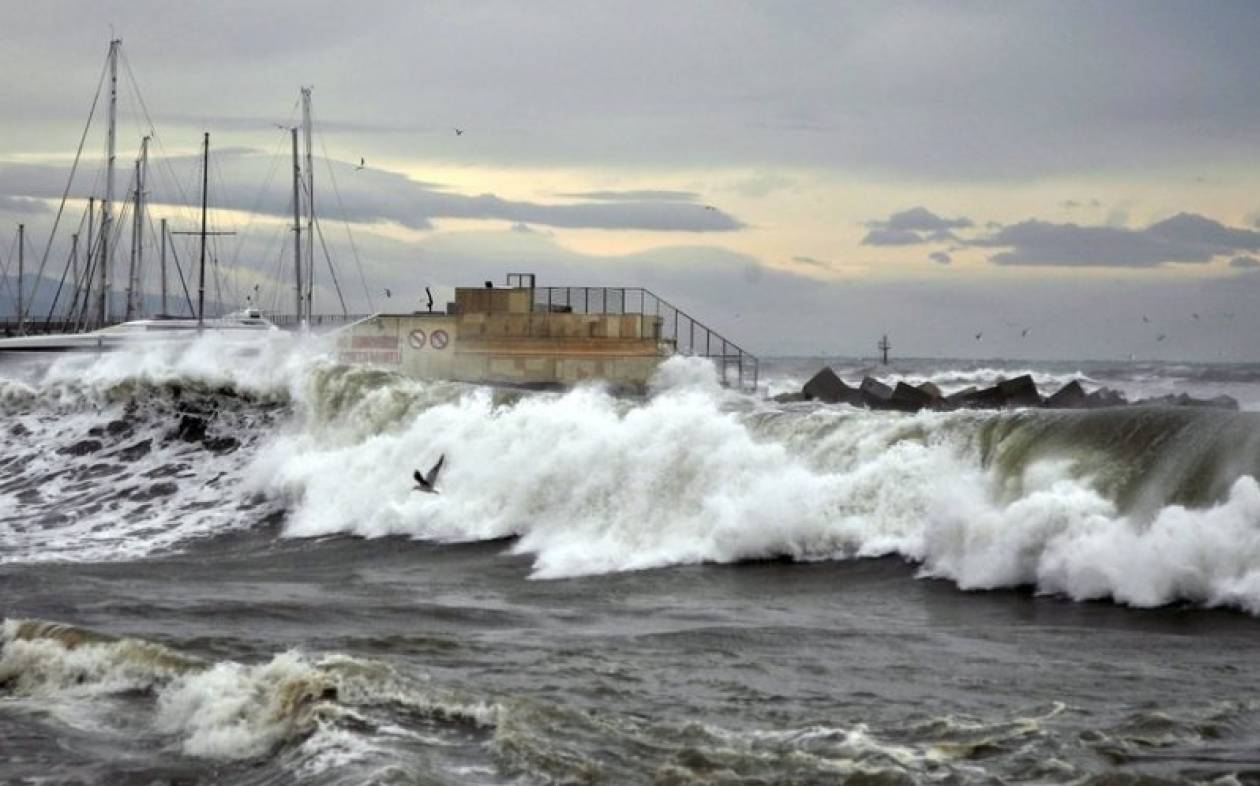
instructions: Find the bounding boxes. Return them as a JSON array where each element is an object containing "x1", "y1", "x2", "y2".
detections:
[
  {"x1": 703, "y1": 205, "x2": 716, "y2": 211},
  {"x1": 1142, "y1": 315, "x2": 1150, "y2": 323},
  {"x1": 413, "y1": 454, "x2": 445, "y2": 494},
  {"x1": 974, "y1": 331, "x2": 983, "y2": 341},
  {"x1": 384, "y1": 288, "x2": 392, "y2": 298},
  {"x1": 1156, "y1": 334, "x2": 1167, "y2": 342},
  {"x1": 355, "y1": 157, "x2": 366, "y2": 171},
  {"x1": 454, "y1": 128, "x2": 464, "y2": 136},
  {"x1": 1192, "y1": 313, "x2": 1200, "y2": 320},
  {"x1": 1021, "y1": 327, "x2": 1030, "y2": 338}
]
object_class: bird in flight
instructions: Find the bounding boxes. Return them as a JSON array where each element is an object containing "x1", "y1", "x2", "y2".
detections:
[
  {"x1": 355, "y1": 157, "x2": 366, "y2": 171},
  {"x1": 384, "y1": 288, "x2": 392, "y2": 298},
  {"x1": 974, "y1": 331, "x2": 983, "y2": 341},
  {"x1": 1156, "y1": 334, "x2": 1167, "y2": 342},
  {"x1": 1192, "y1": 313, "x2": 1200, "y2": 320},
  {"x1": 454, "y1": 128, "x2": 464, "y2": 136},
  {"x1": 1021, "y1": 327, "x2": 1030, "y2": 338},
  {"x1": 703, "y1": 205, "x2": 716, "y2": 211},
  {"x1": 413, "y1": 454, "x2": 445, "y2": 494},
  {"x1": 1142, "y1": 315, "x2": 1150, "y2": 323}
]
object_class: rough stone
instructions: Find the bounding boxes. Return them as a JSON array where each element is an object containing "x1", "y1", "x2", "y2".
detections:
[
  {"x1": 1135, "y1": 393, "x2": 1239, "y2": 411},
  {"x1": 859, "y1": 377, "x2": 893, "y2": 408},
  {"x1": 888, "y1": 382, "x2": 936, "y2": 412},
  {"x1": 916, "y1": 381, "x2": 944, "y2": 399},
  {"x1": 802, "y1": 367, "x2": 860, "y2": 405},
  {"x1": 997, "y1": 375, "x2": 1042, "y2": 408},
  {"x1": 1044, "y1": 380, "x2": 1090, "y2": 409},
  {"x1": 1086, "y1": 387, "x2": 1128, "y2": 408}
]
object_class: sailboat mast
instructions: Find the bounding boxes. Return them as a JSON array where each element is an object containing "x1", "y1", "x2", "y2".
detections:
[
  {"x1": 198, "y1": 132, "x2": 209, "y2": 327},
  {"x1": 301, "y1": 87, "x2": 314, "y2": 320},
  {"x1": 291, "y1": 127, "x2": 303, "y2": 322},
  {"x1": 126, "y1": 135, "x2": 149, "y2": 320},
  {"x1": 99, "y1": 38, "x2": 119, "y2": 327},
  {"x1": 16, "y1": 224, "x2": 24, "y2": 335},
  {"x1": 160, "y1": 218, "x2": 167, "y2": 315},
  {"x1": 79, "y1": 197, "x2": 95, "y2": 331}
]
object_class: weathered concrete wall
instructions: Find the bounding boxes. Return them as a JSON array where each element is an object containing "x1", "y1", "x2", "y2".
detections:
[{"x1": 336, "y1": 304, "x2": 667, "y2": 389}]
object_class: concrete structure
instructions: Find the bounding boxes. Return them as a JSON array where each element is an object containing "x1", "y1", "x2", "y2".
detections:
[{"x1": 334, "y1": 277, "x2": 757, "y2": 391}]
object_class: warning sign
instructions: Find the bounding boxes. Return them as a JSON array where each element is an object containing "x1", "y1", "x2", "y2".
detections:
[
  {"x1": 430, "y1": 329, "x2": 449, "y2": 350},
  {"x1": 407, "y1": 329, "x2": 427, "y2": 349}
]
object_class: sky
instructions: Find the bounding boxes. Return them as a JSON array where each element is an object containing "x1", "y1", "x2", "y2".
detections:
[{"x1": 1, "y1": 0, "x2": 1259, "y2": 360}]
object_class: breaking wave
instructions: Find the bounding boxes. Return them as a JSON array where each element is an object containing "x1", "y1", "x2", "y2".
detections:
[{"x1": 3, "y1": 339, "x2": 1260, "y2": 613}]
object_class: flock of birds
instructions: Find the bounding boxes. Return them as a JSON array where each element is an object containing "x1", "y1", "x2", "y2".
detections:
[{"x1": 969, "y1": 311, "x2": 1237, "y2": 347}]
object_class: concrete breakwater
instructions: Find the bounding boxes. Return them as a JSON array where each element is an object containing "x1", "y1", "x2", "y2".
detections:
[{"x1": 780, "y1": 366, "x2": 1240, "y2": 412}]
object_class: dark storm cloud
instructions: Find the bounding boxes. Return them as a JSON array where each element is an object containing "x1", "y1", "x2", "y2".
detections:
[
  {"x1": 861, "y1": 207, "x2": 972, "y2": 246},
  {"x1": 929, "y1": 251, "x2": 952, "y2": 265},
  {"x1": 973, "y1": 213, "x2": 1260, "y2": 267},
  {"x1": 0, "y1": 153, "x2": 743, "y2": 233},
  {"x1": 5, "y1": 2, "x2": 1260, "y2": 179}
]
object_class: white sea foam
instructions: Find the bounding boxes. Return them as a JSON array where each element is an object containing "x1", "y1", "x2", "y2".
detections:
[
  {"x1": 5, "y1": 338, "x2": 1260, "y2": 613},
  {"x1": 244, "y1": 356, "x2": 1260, "y2": 612},
  {"x1": 0, "y1": 620, "x2": 497, "y2": 765}
]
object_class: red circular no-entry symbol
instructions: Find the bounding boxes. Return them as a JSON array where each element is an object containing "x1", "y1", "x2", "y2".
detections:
[
  {"x1": 430, "y1": 329, "x2": 449, "y2": 350},
  {"x1": 407, "y1": 329, "x2": 427, "y2": 349}
]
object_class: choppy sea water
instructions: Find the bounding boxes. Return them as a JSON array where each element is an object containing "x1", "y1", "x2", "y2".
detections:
[{"x1": 3, "y1": 337, "x2": 1260, "y2": 785}]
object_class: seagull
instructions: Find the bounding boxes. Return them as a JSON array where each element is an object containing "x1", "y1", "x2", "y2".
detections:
[
  {"x1": 413, "y1": 454, "x2": 445, "y2": 494},
  {"x1": 974, "y1": 331, "x2": 983, "y2": 341},
  {"x1": 1021, "y1": 327, "x2": 1030, "y2": 338},
  {"x1": 355, "y1": 157, "x2": 366, "y2": 171},
  {"x1": 1156, "y1": 334, "x2": 1166, "y2": 342},
  {"x1": 454, "y1": 128, "x2": 464, "y2": 136}
]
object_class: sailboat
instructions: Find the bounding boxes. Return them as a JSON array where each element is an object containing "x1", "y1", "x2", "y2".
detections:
[{"x1": 0, "y1": 42, "x2": 278, "y2": 354}]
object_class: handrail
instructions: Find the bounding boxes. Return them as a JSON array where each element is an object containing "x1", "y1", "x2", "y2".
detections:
[{"x1": 531, "y1": 286, "x2": 758, "y2": 390}]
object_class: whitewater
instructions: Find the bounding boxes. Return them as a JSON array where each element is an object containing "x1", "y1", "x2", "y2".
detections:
[{"x1": 3, "y1": 334, "x2": 1260, "y2": 784}]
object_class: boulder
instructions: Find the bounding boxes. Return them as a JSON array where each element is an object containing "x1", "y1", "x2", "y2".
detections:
[
  {"x1": 916, "y1": 381, "x2": 944, "y2": 399},
  {"x1": 802, "y1": 367, "x2": 861, "y2": 405},
  {"x1": 952, "y1": 385, "x2": 1007, "y2": 409},
  {"x1": 859, "y1": 377, "x2": 894, "y2": 408},
  {"x1": 997, "y1": 375, "x2": 1042, "y2": 408},
  {"x1": 1044, "y1": 380, "x2": 1090, "y2": 409},
  {"x1": 944, "y1": 386, "x2": 977, "y2": 407},
  {"x1": 1134, "y1": 392, "x2": 1239, "y2": 411},
  {"x1": 1085, "y1": 387, "x2": 1127, "y2": 408},
  {"x1": 888, "y1": 382, "x2": 936, "y2": 412}
]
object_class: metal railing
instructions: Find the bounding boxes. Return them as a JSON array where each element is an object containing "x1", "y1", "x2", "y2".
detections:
[{"x1": 532, "y1": 286, "x2": 758, "y2": 390}]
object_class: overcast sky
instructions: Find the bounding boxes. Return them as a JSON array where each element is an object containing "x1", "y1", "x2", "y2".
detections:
[{"x1": 2, "y1": 1, "x2": 1259, "y2": 360}]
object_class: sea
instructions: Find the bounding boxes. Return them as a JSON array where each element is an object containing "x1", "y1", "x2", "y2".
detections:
[{"x1": 3, "y1": 335, "x2": 1260, "y2": 785}]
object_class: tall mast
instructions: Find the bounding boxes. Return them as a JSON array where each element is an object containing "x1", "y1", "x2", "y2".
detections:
[
  {"x1": 99, "y1": 38, "x2": 120, "y2": 326},
  {"x1": 198, "y1": 132, "x2": 209, "y2": 327},
  {"x1": 159, "y1": 217, "x2": 167, "y2": 315},
  {"x1": 291, "y1": 126, "x2": 303, "y2": 322},
  {"x1": 80, "y1": 197, "x2": 95, "y2": 330},
  {"x1": 16, "y1": 224, "x2": 24, "y2": 335},
  {"x1": 301, "y1": 87, "x2": 314, "y2": 320},
  {"x1": 126, "y1": 136, "x2": 149, "y2": 320}
]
